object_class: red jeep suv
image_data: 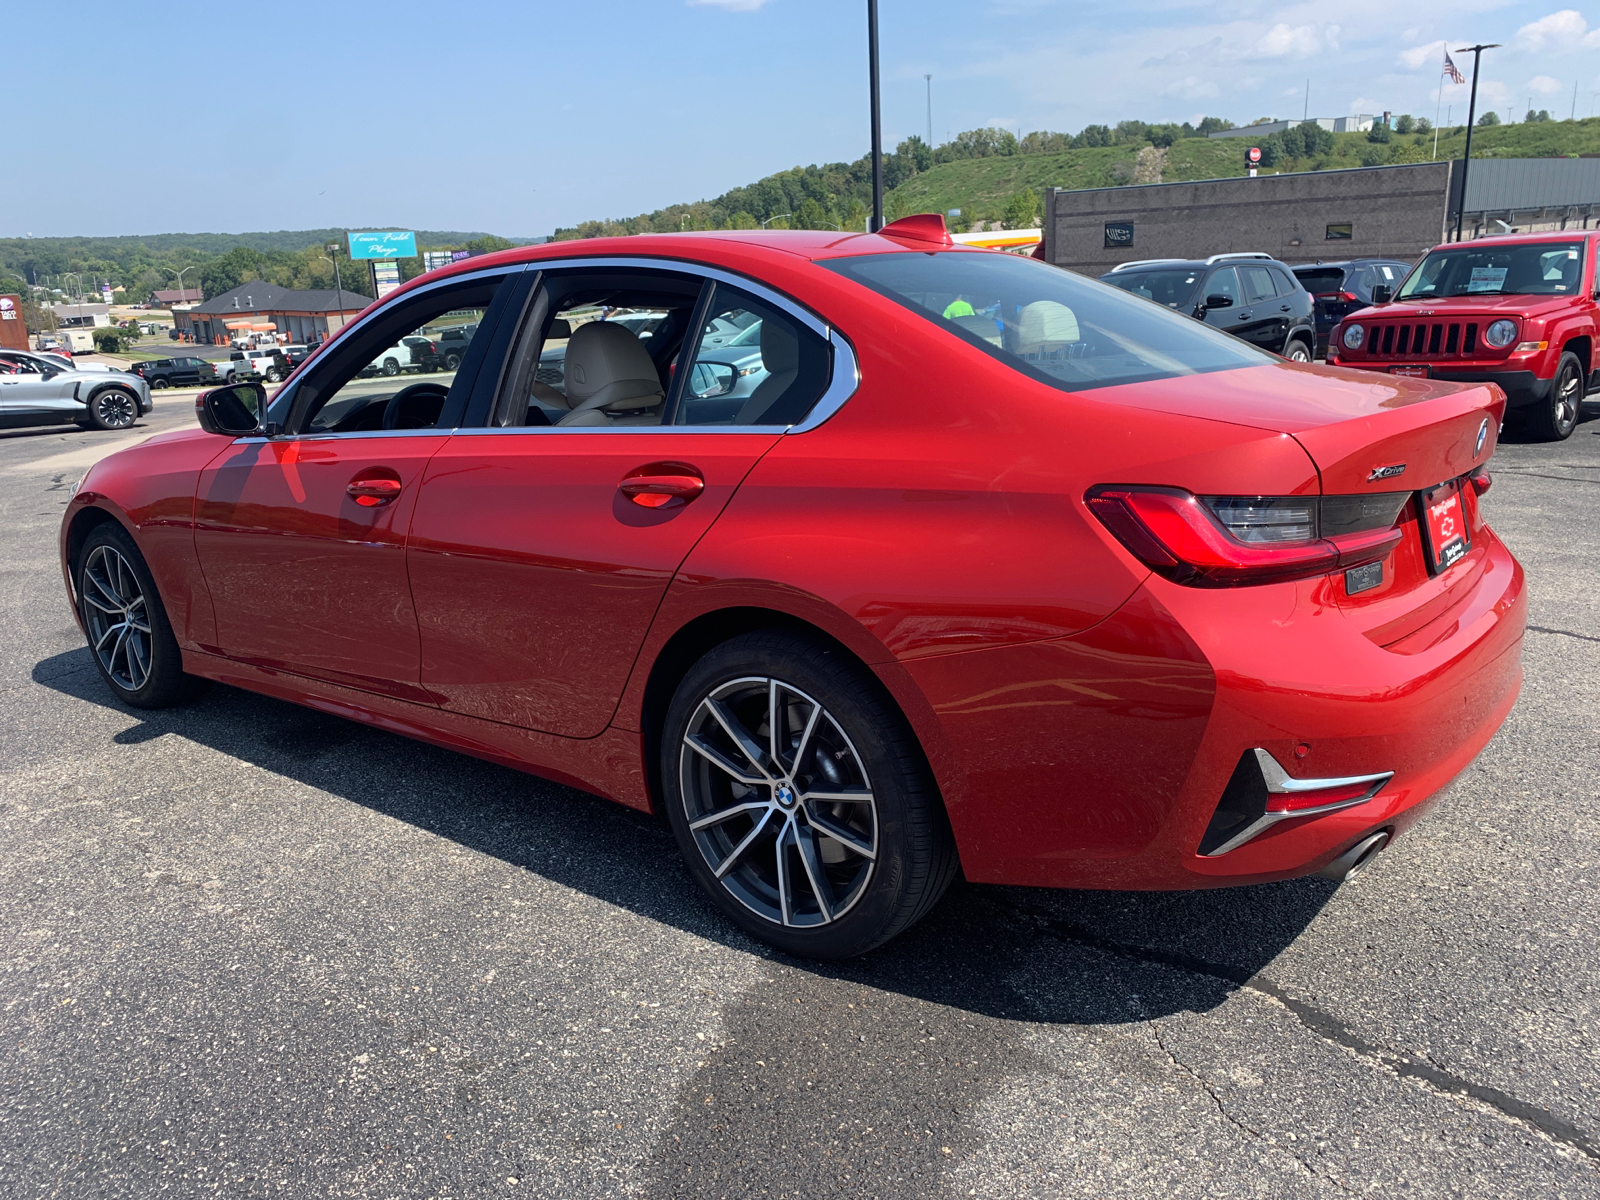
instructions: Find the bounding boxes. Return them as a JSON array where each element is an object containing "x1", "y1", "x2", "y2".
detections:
[{"x1": 1326, "y1": 231, "x2": 1598, "y2": 441}]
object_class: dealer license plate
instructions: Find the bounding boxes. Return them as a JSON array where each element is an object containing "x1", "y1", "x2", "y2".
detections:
[
  {"x1": 1389, "y1": 364, "x2": 1429, "y2": 377},
  {"x1": 1416, "y1": 479, "x2": 1470, "y2": 575}
]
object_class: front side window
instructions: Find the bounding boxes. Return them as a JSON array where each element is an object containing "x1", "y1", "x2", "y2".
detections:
[
  {"x1": 827, "y1": 250, "x2": 1267, "y2": 391},
  {"x1": 1397, "y1": 241, "x2": 1585, "y2": 299},
  {"x1": 1202, "y1": 267, "x2": 1241, "y2": 306},
  {"x1": 287, "y1": 273, "x2": 508, "y2": 434}
]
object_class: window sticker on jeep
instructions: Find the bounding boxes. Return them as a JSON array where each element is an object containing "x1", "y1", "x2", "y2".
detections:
[{"x1": 1467, "y1": 266, "x2": 1507, "y2": 293}]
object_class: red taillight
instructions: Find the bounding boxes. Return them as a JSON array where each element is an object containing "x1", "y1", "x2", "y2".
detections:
[
  {"x1": 1085, "y1": 486, "x2": 1402, "y2": 587},
  {"x1": 1469, "y1": 469, "x2": 1491, "y2": 496},
  {"x1": 1315, "y1": 291, "x2": 1359, "y2": 302}
]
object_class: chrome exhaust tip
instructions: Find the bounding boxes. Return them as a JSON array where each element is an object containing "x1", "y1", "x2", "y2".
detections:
[{"x1": 1316, "y1": 831, "x2": 1390, "y2": 882}]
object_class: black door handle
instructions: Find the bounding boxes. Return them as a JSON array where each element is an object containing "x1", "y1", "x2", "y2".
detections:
[{"x1": 1280, "y1": 304, "x2": 1292, "y2": 312}]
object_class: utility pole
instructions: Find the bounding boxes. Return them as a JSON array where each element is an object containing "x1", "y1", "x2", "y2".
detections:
[
  {"x1": 868, "y1": 0, "x2": 884, "y2": 232},
  {"x1": 1572, "y1": 79, "x2": 1579, "y2": 121},
  {"x1": 1303, "y1": 79, "x2": 1309, "y2": 122},
  {"x1": 925, "y1": 74, "x2": 932, "y2": 146},
  {"x1": 326, "y1": 244, "x2": 347, "y2": 337},
  {"x1": 1454, "y1": 44, "x2": 1500, "y2": 243}
]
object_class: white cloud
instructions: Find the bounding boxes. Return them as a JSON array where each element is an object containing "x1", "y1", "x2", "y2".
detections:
[
  {"x1": 685, "y1": 0, "x2": 767, "y2": 10},
  {"x1": 1527, "y1": 75, "x2": 1563, "y2": 95},
  {"x1": 1251, "y1": 23, "x2": 1340, "y2": 59},
  {"x1": 1513, "y1": 10, "x2": 1587, "y2": 52},
  {"x1": 1398, "y1": 40, "x2": 1448, "y2": 70},
  {"x1": 1159, "y1": 75, "x2": 1219, "y2": 100}
]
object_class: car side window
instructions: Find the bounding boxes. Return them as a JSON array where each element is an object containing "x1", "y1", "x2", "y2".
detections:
[
  {"x1": 1240, "y1": 266, "x2": 1278, "y2": 306},
  {"x1": 672, "y1": 284, "x2": 830, "y2": 426},
  {"x1": 288, "y1": 274, "x2": 508, "y2": 435},
  {"x1": 1204, "y1": 268, "x2": 1241, "y2": 306},
  {"x1": 1269, "y1": 267, "x2": 1299, "y2": 297}
]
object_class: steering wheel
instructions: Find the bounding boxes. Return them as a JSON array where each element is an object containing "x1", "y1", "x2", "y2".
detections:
[{"x1": 381, "y1": 381, "x2": 451, "y2": 430}]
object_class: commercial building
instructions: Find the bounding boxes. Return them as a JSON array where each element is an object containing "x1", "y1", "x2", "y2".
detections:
[
  {"x1": 149, "y1": 288, "x2": 203, "y2": 307},
  {"x1": 48, "y1": 302, "x2": 111, "y2": 328},
  {"x1": 1208, "y1": 116, "x2": 1374, "y2": 138},
  {"x1": 174, "y1": 281, "x2": 372, "y2": 346},
  {"x1": 1043, "y1": 158, "x2": 1600, "y2": 276}
]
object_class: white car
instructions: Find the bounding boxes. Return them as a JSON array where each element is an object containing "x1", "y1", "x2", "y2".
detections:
[{"x1": 365, "y1": 342, "x2": 418, "y2": 377}]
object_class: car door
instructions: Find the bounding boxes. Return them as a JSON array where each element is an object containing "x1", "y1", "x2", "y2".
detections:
[
  {"x1": 191, "y1": 268, "x2": 520, "y2": 702},
  {"x1": 1236, "y1": 264, "x2": 1288, "y2": 351},
  {"x1": 1199, "y1": 267, "x2": 1246, "y2": 337},
  {"x1": 406, "y1": 265, "x2": 835, "y2": 738},
  {"x1": 0, "y1": 359, "x2": 78, "y2": 426}
]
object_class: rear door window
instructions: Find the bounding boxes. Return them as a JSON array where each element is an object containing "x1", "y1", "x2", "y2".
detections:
[{"x1": 1240, "y1": 266, "x2": 1279, "y2": 305}]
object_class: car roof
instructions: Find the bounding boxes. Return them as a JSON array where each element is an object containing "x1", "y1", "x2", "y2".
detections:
[
  {"x1": 1290, "y1": 259, "x2": 1409, "y2": 270},
  {"x1": 1425, "y1": 230, "x2": 1600, "y2": 251}
]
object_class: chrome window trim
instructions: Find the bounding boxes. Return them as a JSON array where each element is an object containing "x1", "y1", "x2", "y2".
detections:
[{"x1": 450, "y1": 254, "x2": 860, "y2": 437}]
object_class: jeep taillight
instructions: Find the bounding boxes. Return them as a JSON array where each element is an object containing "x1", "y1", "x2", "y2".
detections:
[{"x1": 1085, "y1": 486, "x2": 1406, "y2": 587}]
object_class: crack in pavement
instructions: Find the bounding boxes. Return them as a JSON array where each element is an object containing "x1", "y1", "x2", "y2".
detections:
[
  {"x1": 1493, "y1": 470, "x2": 1600, "y2": 485},
  {"x1": 1150, "y1": 1020, "x2": 1355, "y2": 1194},
  {"x1": 1011, "y1": 906, "x2": 1600, "y2": 1167},
  {"x1": 1527, "y1": 625, "x2": 1600, "y2": 645}
]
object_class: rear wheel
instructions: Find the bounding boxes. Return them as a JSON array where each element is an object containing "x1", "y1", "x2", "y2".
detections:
[
  {"x1": 76, "y1": 523, "x2": 209, "y2": 709},
  {"x1": 444, "y1": 352, "x2": 462, "y2": 371},
  {"x1": 1284, "y1": 338, "x2": 1313, "y2": 363},
  {"x1": 86, "y1": 387, "x2": 139, "y2": 431},
  {"x1": 661, "y1": 630, "x2": 958, "y2": 959},
  {"x1": 1523, "y1": 352, "x2": 1583, "y2": 442},
  {"x1": 151, "y1": 378, "x2": 171, "y2": 390}
]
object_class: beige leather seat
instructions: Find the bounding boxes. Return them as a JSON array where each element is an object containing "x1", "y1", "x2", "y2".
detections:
[
  {"x1": 734, "y1": 321, "x2": 799, "y2": 425},
  {"x1": 1015, "y1": 301, "x2": 1080, "y2": 356},
  {"x1": 555, "y1": 321, "x2": 664, "y2": 426}
]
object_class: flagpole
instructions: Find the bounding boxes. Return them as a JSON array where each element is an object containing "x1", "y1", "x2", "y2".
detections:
[{"x1": 1432, "y1": 52, "x2": 1444, "y2": 160}]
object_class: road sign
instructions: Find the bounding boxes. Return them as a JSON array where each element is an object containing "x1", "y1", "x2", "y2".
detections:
[
  {"x1": 348, "y1": 231, "x2": 418, "y2": 260},
  {"x1": 1247, "y1": 146, "x2": 1262, "y2": 164}
]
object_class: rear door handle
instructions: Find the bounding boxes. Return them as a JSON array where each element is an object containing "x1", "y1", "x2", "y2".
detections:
[
  {"x1": 620, "y1": 463, "x2": 705, "y2": 509},
  {"x1": 347, "y1": 477, "x2": 403, "y2": 506},
  {"x1": 1280, "y1": 304, "x2": 1292, "y2": 312}
]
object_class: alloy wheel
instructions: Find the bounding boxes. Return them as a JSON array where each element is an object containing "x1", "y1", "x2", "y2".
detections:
[
  {"x1": 94, "y1": 390, "x2": 138, "y2": 429},
  {"x1": 679, "y1": 676, "x2": 878, "y2": 928},
  {"x1": 81, "y1": 545, "x2": 152, "y2": 692},
  {"x1": 1286, "y1": 342, "x2": 1311, "y2": 362}
]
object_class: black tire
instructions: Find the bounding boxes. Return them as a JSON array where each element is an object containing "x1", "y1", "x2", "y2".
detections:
[
  {"x1": 444, "y1": 352, "x2": 462, "y2": 371},
  {"x1": 85, "y1": 387, "x2": 139, "y2": 431},
  {"x1": 1522, "y1": 352, "x2": 1583, "y2": 442},
  {"x1": 660, "y1": 629, "x2": 958, "y2": 959},
  {"x1": 382, "y1": 358, "x2": 400, "y2": 377},
  {"x1": 152, "y1": 378, "x2": 170, "y2": 390},
  {"x1": 265, "y1": 368, "x2": 282, "y2": 383},
  {"x1": 76, "y1": 523, "x2": 209, "y2": 709},
  {"x1": 1284, "y1": 337, "x2": 1313, "y2": 363}
]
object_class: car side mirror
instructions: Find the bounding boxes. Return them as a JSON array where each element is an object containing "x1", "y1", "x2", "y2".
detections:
[
  {"x1": 690, "y1": 361, "x2": 737, "y2": 398},
  {"x1": 1370, "y1": 285, "x2": 1393, "y2": 304},
  {"x1": 197, "y1": 382, "x2": 268, "y2": 436},
  {"x1": 1203, "y1": 293, "x2": 1233, "y2": 310}
]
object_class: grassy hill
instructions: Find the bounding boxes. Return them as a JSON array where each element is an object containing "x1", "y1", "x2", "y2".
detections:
[{"x1": 895, "y1": 117, "x2": 1600, "y2": 227}]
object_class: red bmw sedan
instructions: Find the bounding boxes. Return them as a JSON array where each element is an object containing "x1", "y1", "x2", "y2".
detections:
[{"x1": 60, "y1": 216, "x2": 1525, "y2": 958}]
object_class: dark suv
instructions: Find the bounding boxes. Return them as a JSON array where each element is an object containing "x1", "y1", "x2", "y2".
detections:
[
  {"x1": 131, "y1": 356, "x2": 222, "y2": 388},
  {"x1": 1101, "y1": 253, "x2": 1316, "y2": 361},
  {"x1": 1291, "y1": 259, "x2": 1412, "y2": 357}
]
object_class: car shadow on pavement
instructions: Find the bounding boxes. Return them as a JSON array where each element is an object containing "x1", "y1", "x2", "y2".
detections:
[{"x1": 33, "y1": 648, "x2": 1336, "y2": 1030}]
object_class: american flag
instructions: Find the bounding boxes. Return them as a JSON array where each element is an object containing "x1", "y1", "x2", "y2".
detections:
[{"x1": 1443, "y1": 52, "x2": 1466, "y2": 84}]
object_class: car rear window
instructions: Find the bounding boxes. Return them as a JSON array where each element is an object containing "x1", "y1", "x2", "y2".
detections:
[
  {"x1": 822, "y1": 250, "x2": 1269, "y2": 391},
  {"x1": 1294, "y1": 268, "x2": 1346, "y2": 294},
  {"x1": 1101, "y1": 266, "x2": 1203, "y2": 310}
]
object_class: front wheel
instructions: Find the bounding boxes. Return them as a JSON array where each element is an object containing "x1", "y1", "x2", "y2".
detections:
[
  {"x1": 76, "y1": 523, "x2": 209, "y2": 709},
  {"x1": 86, "y1": 388, "x2": 139, "y2": 431},
  {"x1": 661, "y1": 630, "x2": 958, "y2": 959},
  {"x1": 1522, "y1": 353, "x2": 1583, "y2": 442},
  {"x1": 382, "y1": 358, "x2": 400, "y2": 376}
]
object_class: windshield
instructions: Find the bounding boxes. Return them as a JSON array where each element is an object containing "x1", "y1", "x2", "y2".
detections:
[
  {"x1": 1101, "y1": 266, "x2": 1203, "y2": 310},
  {"x1": 822, "y1": 251, "x2": 1268, "y2": 391},
  {"x1": 1397, "y1": 241, "x2": 1585, "y2": 299}
]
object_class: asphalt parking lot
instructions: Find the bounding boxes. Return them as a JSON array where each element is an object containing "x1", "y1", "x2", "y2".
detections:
[{"x1": 1, "y1": 395, "x2": 1597, "y2": 1198}]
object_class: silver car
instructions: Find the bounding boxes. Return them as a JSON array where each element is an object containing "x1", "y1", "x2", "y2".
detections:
[{"x1": 0, "y1": 350, "x2": 152, "y2": 431}]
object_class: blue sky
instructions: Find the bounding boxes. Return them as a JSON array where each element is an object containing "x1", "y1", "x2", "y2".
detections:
[{"x1": 6, "y1": 0, "x2": 1599, "y2": 239}]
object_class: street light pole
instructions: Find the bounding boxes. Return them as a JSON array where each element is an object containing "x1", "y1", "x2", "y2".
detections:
[
  {"x1": 925, "y1": 74, "x2": 932, "y2": 147},
  {"x1": 868, "y1": 0, "x2": 883, "y2": 232},
  {"x1": 326, "y1": 244, "x2": 347, "y2": 340},
  {"x1": 1454, "y1": 43, "x2": 1500, "y2": 243}
]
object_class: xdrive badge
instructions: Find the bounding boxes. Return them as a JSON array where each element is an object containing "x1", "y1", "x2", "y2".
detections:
[{"x1": 1368, "y1": 463, "x2": 1407, "y2": 482}]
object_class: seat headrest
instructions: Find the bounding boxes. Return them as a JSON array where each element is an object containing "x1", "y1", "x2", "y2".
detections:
[
  {"x1": 759, "y1": 319, "x2": 799, "y2": 376},
  {"x1": 564, "y1": 320, "x2": 663, "y2": 414},
  {"x1": 1016, "y1": 300, "x2": 1080, "y2": 350}
]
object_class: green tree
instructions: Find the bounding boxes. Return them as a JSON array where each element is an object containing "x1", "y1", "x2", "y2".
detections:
[
  {"x1": 1001, "y1": 190, "x2": 1039, "y2": 229},
  {"x1": 1194, "y1": 116, "x2": 1234, "y2": 135},
  {"x1": 1524, "y1": 109, "x2": 1551, "y2": 123},
  {"x1": 1415, "y1": 117, "x2": 1433, "y2": 134},
  {"x1": 1367, "y1": 121, "x2": 1392, "y2": 143},
  {"x1": 1395, "y1": 114, "x2": 1416, "y2": 134},
  {"x1": 91, "y1": 326, "x2": 126, "y2": 354},
  {"x1": 1477, "y1": 111, "x2": 1501, "y2": 127}
]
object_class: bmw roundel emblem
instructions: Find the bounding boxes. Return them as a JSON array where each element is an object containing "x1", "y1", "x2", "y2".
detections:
[{"x1": 1476, "y1": 418, "x2": 1489, "y2": 456}]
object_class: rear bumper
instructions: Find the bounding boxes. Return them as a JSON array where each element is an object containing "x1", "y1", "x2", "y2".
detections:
[{"x1": 900, "y1": 529, "x2": 1526, "y2": 890}]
